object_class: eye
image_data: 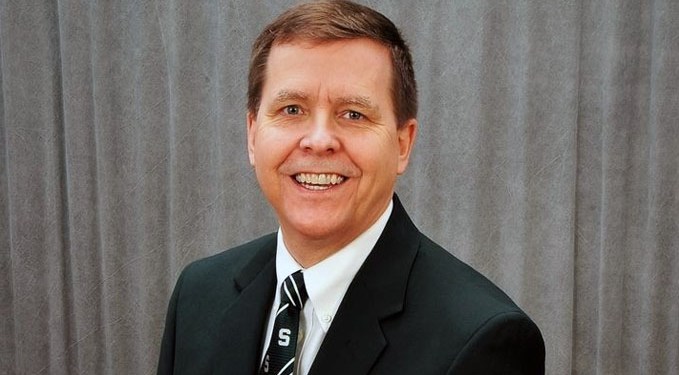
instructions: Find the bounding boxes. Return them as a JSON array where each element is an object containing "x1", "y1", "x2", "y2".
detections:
[
  {"x1": 282, "y1": 105, "x2": 303, "y2": 116},
  {"x1": 343, "y1": 110, "x2": 364, "y2": 121}
]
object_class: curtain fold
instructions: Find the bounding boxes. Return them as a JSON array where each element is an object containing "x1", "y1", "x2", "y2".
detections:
[{"x1": 1, "y1": 1, "x2": 677, "y2": 374}]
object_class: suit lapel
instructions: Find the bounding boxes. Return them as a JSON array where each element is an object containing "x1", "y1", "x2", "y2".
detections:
[
  {"x1": 309, "y1": 196, "x2": 421, "y2": 375},
  {"x1": 210, "y1": 236, "x2": 277, "y2": 373}
]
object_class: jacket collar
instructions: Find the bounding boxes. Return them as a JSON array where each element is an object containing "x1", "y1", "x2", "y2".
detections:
[
  {"x1": 309, "y1": 195, "x2": 421, "y2": 374},
  {"x1": 213, "y1": 235, "x2": 277, "y2": 373},
  {"x1": 221, "y1": 195, "x2": 420, "y2": 374}
]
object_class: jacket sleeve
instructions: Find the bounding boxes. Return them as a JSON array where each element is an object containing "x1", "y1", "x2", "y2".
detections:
[
  {"x1": 156, "y1": 271, "x2": 186, "y2": 375},
  {"x1": 446, "y1": 311, "x2": 545, "y2": 375}
]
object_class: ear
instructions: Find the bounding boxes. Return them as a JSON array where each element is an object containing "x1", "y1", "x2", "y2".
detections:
[
  {"x1": 396, "y1": 118, "x2": 417, "y2": 175},
  {"x1": 246, "y1": 111, "x2": 257, "y2": 166}
]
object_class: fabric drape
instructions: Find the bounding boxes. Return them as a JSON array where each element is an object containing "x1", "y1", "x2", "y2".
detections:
[{"x1": 1, "y1": 1, "x2": 677, "y2": 374}]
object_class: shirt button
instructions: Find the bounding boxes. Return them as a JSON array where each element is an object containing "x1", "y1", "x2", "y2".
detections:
[{"x1": 322, "y1": 314, "x2": 332, "y2": 323}]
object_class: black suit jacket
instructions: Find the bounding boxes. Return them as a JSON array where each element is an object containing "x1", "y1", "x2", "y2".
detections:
[{"x1": 158, "y1": 196, "x2": 545, "y2": 374}]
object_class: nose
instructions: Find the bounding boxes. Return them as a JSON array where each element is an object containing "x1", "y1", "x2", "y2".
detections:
[{"x1": 299, "y1": 114, "x2": 340, "y2": 154}]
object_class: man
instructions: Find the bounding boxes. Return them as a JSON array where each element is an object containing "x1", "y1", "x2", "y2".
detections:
[{"x1": 157, "y1": 1, "x2": 545, "y2": 374}]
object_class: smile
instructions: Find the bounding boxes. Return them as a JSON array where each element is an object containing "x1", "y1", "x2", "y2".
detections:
[{"x1": 294, "y1": 173, "x2": 346, "y2": 190}]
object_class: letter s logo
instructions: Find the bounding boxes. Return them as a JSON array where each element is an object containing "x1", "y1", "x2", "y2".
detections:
[{"x1": 278, "y1": 328, "x2": 291, "y2": 346}]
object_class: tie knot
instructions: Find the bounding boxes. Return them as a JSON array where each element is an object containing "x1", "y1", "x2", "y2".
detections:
[{"x1": 281, "y1": 270, "x2": 308, "y2": 309}]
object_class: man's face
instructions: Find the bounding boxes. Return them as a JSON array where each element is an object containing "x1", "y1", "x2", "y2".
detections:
[{"x1": 247, "y1": 38, "x2": 417, "y2": 263}]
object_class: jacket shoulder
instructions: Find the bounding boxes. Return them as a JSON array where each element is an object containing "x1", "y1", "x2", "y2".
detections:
[
  {"x1": 158, "y1": 233, "x2": 277, "y2": 374},
  {"x1": 171, "y1": 233, "x2": 276, "y2": 309},
  {"x1": 180, "y1": 233, "x2": 276, "y2": 284},
  {"x1": 412, "y1": 235, "x2": 524, "y2": 316},
  {"x1": 374, "y1": 235, "x2": 544, "y2": 373}
]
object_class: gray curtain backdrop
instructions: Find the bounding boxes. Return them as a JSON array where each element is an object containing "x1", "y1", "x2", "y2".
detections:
[{"x1": 1, "y1": 0, "x2": 677, "y2": 374}]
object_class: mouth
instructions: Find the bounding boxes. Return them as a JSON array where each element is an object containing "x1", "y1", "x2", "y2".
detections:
[{"x1": 293, "y1": 173, "x2": 347, "y2": 191}]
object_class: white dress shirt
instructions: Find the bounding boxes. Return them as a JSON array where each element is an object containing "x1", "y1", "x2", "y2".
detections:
[{"x1": 260, "y1": 200, "x2": 393, "y2": 375}]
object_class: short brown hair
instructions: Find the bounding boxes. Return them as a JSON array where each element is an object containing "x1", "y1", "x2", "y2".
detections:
[{"x1": 247, "y1": 0, "x2": 417, "y2": 127}]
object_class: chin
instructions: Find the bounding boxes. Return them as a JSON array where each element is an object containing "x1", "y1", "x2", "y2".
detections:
[
  {"x1": 284, "y1": 216, "x2": 350, "y2": 241},
  {"x1": 290, "y1": 220, "x2": 341, "y2": 238}
]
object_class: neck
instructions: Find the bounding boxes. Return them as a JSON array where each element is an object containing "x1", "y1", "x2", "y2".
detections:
[
  {"x1": 280, "y1": 198, "x2": 394, "y2": 268},
  {"x1": 282, "y1": 233, "x2": 357, "y2": 268}
]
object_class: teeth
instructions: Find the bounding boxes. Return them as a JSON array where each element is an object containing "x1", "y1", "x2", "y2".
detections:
[{"x1": 295, "y1": 173, "x2": 345, "y2": 186}]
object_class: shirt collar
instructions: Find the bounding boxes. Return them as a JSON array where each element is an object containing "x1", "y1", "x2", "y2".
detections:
[{"x1": 275, "y1": 199, "x2": 393, "y2": 332}]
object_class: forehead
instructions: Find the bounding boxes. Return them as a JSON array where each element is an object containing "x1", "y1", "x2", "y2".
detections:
[{"x1": 261, "y1": 38, "x2": 394, "y2": 104}]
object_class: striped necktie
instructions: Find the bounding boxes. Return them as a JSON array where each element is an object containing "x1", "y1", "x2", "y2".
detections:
[{"x1": 259, "y1": 270, "x2": 308, "y2": 375}]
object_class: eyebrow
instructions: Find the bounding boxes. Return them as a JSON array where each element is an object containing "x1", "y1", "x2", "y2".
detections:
[
  {"x1": 335, "y1": 95, "x2": 379, "y2": 112},
  {"x1": 272, "y1": 90, "x2": 309, "y2": 105},
  {"x1": 271, "y1": 90, "x2": 379, "y2": 112}
]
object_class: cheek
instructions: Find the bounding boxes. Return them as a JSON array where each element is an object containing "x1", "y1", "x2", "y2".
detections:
[
  {"x1": 254, "y1": 129, "x2": 296, "y2": 166},
  {"x1": 348, "y1": 134, "x2": 401, "y2": 176}
]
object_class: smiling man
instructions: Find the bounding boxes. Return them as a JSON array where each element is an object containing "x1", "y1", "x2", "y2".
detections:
[
  {"x1": 157, "y1": 1, "x2": 545, "y2": 375},
  {"x1": 247, "y1": 37, "x2": 416, "y2": 268}
]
